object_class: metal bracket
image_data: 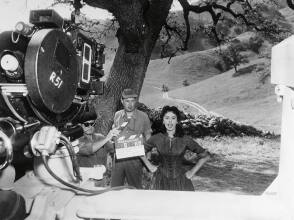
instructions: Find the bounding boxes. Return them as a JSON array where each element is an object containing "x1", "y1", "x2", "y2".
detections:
[{"x1": 0, "y1": 83, "x2": 28, "y2": 96}]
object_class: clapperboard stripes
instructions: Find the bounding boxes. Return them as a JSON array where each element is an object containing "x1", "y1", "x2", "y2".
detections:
[{"x1": 115, "y1": 134, "x2": 145, "y2": 159}]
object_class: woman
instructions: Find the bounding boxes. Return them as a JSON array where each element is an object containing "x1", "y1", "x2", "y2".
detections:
[{"x1": 145, "y1": 106, "x2": 210, "y2": 191}]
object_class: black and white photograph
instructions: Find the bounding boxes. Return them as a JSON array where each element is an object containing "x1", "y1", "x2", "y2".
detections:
[{"x1": 0, "y1": 0, "x2": 293, "y2": 219}]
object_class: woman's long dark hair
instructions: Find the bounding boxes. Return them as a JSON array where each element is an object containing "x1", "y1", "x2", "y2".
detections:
[{"x1": 158, "y1": 105, "x2": 184, "y2": 137}]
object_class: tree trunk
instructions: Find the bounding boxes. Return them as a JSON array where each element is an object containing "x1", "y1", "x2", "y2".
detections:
[
  {"x1": 234, "y1": 65, "x2": 238, "y2": 73},
  {"x1": 93, "y1": 38, "x2": 151, "y2": 134},
  {"x1": 92, "y1": 0, "x2": 173, "y2": 134}
]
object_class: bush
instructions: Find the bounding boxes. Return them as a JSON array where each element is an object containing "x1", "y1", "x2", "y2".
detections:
[
  {"x1": 137, "y1": 103, "x2": 276, "y2": 138},
  {"x1": 233, "y1": 26, "x2": 243, "y2": 35},
  {"x1": 162, "y1": 84, "x2": 169, "y2": 92},
  {"x1": 219, "y1": 40, "x2": 248, "y2": 73},
  {"x1": 182, "y1": 79, "x2": 190, "y2": 87},
  {"x1": 214, "y1": 59, "x2": 228, "y2": 72},
  {"x1": 247, "y1": 36, "x2": 264, "y2": 54}
]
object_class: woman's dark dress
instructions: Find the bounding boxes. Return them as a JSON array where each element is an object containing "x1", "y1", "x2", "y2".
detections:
[{"x1": 145, "y1": 133, "x2": 205, "y2": 191}]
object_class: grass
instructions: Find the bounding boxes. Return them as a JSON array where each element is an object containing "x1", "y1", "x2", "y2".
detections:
[
  {"x1": 192, "y1": 136, "x2": 280, "y2": 195},
  {"x1": 144, "y1": 49, "x2": 222, "y2": 90},
  {"x1": 141, "y1": 56, "x2": 282, "y2": 134}
]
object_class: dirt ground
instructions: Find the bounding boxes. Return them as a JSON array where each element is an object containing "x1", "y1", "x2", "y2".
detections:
[{"x1": 193, "y1": 136, "x2": 280, "y2": 195}]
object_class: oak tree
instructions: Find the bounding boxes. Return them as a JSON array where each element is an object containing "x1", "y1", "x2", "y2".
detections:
[{"x1": 55, "y1": 0, "x2": 288, "y2": 134}]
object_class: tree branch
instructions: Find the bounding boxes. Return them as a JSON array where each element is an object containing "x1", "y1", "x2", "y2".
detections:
[
  {"x1": 163, "y1": 22, "x2": 183, "y2": 41},
  {"x1": 159, "y1": 23, "x2": 173, "y2": 58},
  {"x1": 177, "y1": 0, "x2": 263, "y2": 46},
  {"x1": 179, "y1": 0, "x2": 223, "y2": 45},
  {"x1": 181, "y1": 5, "x2": 190, "y2": 50},
  {"x1": 83, "y1": 0, "x2": 115, "y2": 12},
  {"x1": 287, "y1": 0, "x2": 294, "y2": 10},
  {"x1": 212, "y1": 3, "x2": 258, "y2": 30}
]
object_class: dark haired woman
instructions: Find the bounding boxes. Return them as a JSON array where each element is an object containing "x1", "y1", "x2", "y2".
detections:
[{"x1": 145, "y1": 106, "x2": 210, "y2": 191}]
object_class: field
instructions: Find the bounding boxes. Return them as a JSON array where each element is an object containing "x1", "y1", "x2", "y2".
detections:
[{"x1": 192, "y1": 136, "x2": 280, "y2": 195}]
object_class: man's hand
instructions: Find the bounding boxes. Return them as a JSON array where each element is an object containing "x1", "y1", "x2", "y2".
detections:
[
  {"x1": 105, "y1": 127, "x2": 121, "y2": 141},
  {"x1": 31, "y1": 126, "x2": 61, "y2": 156}
]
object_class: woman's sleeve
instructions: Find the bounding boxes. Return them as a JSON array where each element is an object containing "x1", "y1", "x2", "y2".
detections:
[
  {"x1": 144, "y1": 135, "x2": 158, "y2": 152},
  {"x1": 142, "y1": 113, "x2": 152, "y2": 138},
  {"x1": 185, "y1": 136, "x2": 206, "y2": 154}
]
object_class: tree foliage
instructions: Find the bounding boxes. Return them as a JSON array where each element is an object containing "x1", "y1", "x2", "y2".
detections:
[
  {"x1": 137, "y1": 103, "x2": 273, "y2": 138},
  {"x1": 162, "y1": 84, "x2": 169, "y2": 92},
  {"x1": 219, "y1": 39, "x2": 249, "y2": 73},
  {"x1": 182, "y1": 79, "x2": 190, "y2": 87},
  {"x1": 246, "y1": 35, "x2": 264, "y2": 54}
]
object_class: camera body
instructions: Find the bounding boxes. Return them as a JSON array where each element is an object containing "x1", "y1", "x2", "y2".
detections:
[
  {"x1": 0, "y1": 9, "x2": 103, "y2": 128},
  {"x1": 0, "y1": 10, "x2": 104, "y2": 169}
]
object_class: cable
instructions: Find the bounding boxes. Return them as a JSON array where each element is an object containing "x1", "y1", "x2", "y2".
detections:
[
  {"x1": 35, "y1": 132, "x2": 135, "y2": 195},
  {"x1": 38, "y1": 151, "x2": 134, "y2": 195},
  {"x1": 59, "y1": 136, "x2": 82, "y2": 181},
  {"x1": 40, "y1": 154, "x2": 134, "y2": 194}
]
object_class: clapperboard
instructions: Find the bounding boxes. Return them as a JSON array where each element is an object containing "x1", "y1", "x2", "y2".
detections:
[{"x1": 115, "y1": 134, "x2": 145, "y2": 159}]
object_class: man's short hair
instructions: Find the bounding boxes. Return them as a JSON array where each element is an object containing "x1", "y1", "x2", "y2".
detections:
[{"x1": 121, "y1": 88, "x2": 138, "y2": 99}]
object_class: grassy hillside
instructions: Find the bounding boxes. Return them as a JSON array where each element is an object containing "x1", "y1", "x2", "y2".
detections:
[
  {"x1": 140, "y1": 25, "x2": 284, "y2": 133},
  {"x1": 167, "y1": 58, "x2": 281, "y2": 133},
  {"x1": 139, "y1": 4, "x2": 294, "y2": 135},
  {"x1": 141, "y1": 54, "x2": 281, "y2": 134},
  {"x1": 144, "y1": 49, "x2": 223, "y2": 90}
]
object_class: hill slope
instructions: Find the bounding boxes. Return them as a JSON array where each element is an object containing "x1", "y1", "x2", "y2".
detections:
[
  {"x1": 140, "y1": 54, "x2": 281, "y2": 134},
  {"x1": 167, "y1": 58, "x2": 281, "y2": 134},
  {"x1": 144, "y1": 49, "x2": 223, "y2": 90}
]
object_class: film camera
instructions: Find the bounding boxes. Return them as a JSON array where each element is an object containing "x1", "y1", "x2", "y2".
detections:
[{"x1": 0, "y1": 9, "x2": 105, "y2": 171}]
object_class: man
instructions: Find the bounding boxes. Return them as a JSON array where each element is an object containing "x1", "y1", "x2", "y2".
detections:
[
  {"x1": 77, "y1": 121, "x2": 115, "y2": 168},
  {"x1": 111, "y1": 88, "x2": 156, "y2": 189}
]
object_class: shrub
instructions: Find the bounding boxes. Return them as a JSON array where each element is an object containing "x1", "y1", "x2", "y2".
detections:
[
  {"x1": 162, "y1": 84, "x2": 169, "y2": 92},
  {"x1": 233, "y1": 26, "x2": 243, "y2": 35},
  {"x1": 214, "y1": 59, "x2": 228, "y2": 72},
  {"x1": 219, "y1": 40, "x2": 248, "y2": 73},
  {"x1": 182, "y1": 79, "x2": 190, "y2": 87},
  {"x1": 137, "y1": 103, "x2": 275, "y2": 138},
  {"x1": 247, "y1": 36, "x2": 264, "y2": 54}
]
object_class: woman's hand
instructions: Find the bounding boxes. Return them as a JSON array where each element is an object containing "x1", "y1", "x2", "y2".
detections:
[
  {"x1": 149, "y1": 164, "x2": 158, "y2": 173},
  {"x1": 185, "y1": 170, "x2": 195, "y2": 179},
  {"x1": 186, "y1": 152, "x2": 211, "y2": 179},
  {"x1": 140, "y1": 156, "x2": 158, "y2": 173}
]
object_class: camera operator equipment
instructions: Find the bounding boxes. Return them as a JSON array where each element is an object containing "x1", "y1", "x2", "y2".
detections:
[{"x1": 0, "y1": 9, "x2": 132, "y2": 220}]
